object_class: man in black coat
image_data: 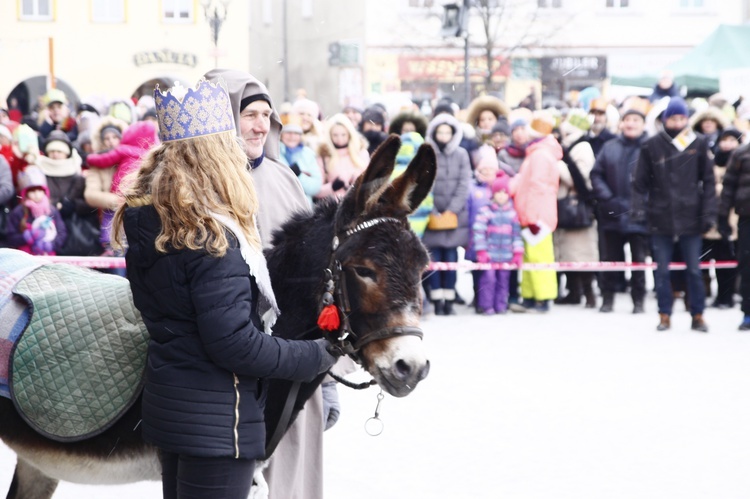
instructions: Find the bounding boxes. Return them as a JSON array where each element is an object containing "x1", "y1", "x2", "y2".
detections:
[
  {"x1": 718, "y1": 141, "x2": 750, "y2": 330},
  {"x1": 591, "y1": 106, "x2": 650, "y2": 314},
  {"x1": 632, "y1": 97, "x2": 717, "y2": 332}
]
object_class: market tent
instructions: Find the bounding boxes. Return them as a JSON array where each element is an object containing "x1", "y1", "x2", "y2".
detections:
[{"x1": 610, "y1": 24, "x2": 750, "y2": 94}]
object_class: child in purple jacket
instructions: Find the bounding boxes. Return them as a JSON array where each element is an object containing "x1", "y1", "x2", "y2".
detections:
[{"x1": 473, "y1": 175, "x2": 524, "y2": 314}]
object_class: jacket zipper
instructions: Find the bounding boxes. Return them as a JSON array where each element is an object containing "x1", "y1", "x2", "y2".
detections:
[{"x1": 233, "y1": 373, "x2": 240, "y2": 458}]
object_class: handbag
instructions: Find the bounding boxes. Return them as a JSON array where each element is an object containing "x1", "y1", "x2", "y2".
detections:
[
  {"x1": 557, "y1": 194, "x2": 595, "y2": 229},
  {"x1": 58, "y1": 211, "x2": 103, "y2": 256},
  {"x1": 427, "y1": 211, "x2": 458, "y2": 231},
  {"x1": 557, "y1": 146, "x2": 596, "y2": 230}
]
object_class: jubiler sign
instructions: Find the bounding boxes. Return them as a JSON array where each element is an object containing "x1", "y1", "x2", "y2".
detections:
[{"x1": 133, "y1": 50, "x2": 198, "y2": 68}]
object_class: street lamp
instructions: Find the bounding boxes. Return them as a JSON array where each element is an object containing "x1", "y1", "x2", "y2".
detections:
[
  {"x1": 202, "y1": 0, "x2": 230, "y2": 68},
  {"x1": 442, "y1": 1, "x2": 471, "y2": 107}
]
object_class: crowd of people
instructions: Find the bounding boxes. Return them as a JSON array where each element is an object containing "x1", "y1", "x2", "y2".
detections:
[{"x1": 2, "y1": 73, "x2": 750, "y2": 336}]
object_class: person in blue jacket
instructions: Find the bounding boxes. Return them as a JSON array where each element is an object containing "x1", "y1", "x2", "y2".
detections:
[{"x1": 111, "y1": 78, "x2": 336, "y2": 499}]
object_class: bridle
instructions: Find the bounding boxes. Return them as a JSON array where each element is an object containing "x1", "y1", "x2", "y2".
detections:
[
  {"x1": 324, "y1": 216, "x2": 425, "y2": 359},
  {"x1": 265, "y1": 216, "x2": 426, "y2": 459}
]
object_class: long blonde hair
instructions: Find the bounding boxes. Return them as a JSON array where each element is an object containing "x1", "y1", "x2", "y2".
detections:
[{"x1": 111, "y1": 131, "x2": 260, "y2": 256}]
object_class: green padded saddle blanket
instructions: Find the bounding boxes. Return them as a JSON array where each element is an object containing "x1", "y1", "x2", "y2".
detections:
[{"x1": 10, "y1": 264, "x2": 149, "y2": 442}]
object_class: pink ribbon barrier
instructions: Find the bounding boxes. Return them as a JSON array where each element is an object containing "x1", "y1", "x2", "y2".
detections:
[{"x1": 35, "y1": 256, "x2": 738, "y2": 272}]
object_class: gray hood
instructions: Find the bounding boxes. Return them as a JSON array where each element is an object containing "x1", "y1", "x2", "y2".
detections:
[{"x1": 203, "y1": 68, "x2": 282, "y2": 160}]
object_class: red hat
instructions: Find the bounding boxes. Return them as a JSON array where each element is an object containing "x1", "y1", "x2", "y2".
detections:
[{"x1": 491, "y1": 174, "x2": 510, "y2": 195}]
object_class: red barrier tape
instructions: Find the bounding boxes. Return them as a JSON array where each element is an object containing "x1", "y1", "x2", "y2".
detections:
[{"x1": 37, "y1": 256, "x2": 738, "y2": 272}]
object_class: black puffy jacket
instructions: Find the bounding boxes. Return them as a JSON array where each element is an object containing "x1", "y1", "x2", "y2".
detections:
[
  {"x1": 632, "y1": 131, "x2": 717, "y2": 236},
  {"x1": 123, "y1": 204, "x2": 325, "y2": 459},
  {"x1": 720, "y1": 143, "x2": 750, "y2": 218},
  {"x1": 591, "y1": 133, "x2": 649, "y2": 234}
]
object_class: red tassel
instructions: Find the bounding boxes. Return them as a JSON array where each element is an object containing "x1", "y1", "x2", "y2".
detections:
[{"x1": 317, "y1": 304, "x2": 340, "y2": 331}]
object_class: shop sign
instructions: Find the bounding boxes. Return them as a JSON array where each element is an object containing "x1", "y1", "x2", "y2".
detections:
[
  {"x1": 399, "y1": 55, "x2": 510, "y2": 81},
  {"x1": 133, "y1": 49, "x2": 198, "y2": 68},
  {"x1": 541, "y1": 56, "x2": 607, "y2": 80}
]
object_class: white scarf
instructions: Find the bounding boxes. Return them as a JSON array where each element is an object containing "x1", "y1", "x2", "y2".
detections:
[{"x1": 209, "y1": 212, "x2": 279, "y2": 334}]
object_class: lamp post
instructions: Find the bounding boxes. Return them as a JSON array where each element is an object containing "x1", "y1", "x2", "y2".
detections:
[
  {"x1": 202, "y1": 0, "x2": 230, "y2": 68},
  {"x1": 442, "y1": 0, "x2": 472, "y2": 107}
]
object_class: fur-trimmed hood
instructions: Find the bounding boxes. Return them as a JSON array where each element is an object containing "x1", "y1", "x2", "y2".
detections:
[
  {"x1": 426, "y1": 113, "x2": 464, "y2": 155},
  {"x1": 465, "y1": 95, "x2": 510, "y2": 128},
  {"x1": 690, "y1": 106, "x2": 730, "y2": 133},
  {"x1": 90, "y1": 116, "x2": 129, "y2": 153},
  {"x1": 388, "y1": 111, "x2": 428, "y2": 138}
]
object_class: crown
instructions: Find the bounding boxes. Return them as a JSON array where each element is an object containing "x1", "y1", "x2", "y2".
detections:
[{"x1": 153, "y1": 78, "x2": 235, "y2": 142}]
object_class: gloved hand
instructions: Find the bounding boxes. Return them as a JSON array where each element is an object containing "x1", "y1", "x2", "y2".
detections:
[
  {"x1": 717, "y1": 216, "x2": 731, "y2": 240},
  {"x1": 512, "y1": 251, "x2": 524, "y2": 268},
  {"x1": 289, "y1": 163, "x2": 302, "y2": 176},
  {"x1": 321, "y1": 380, "x2": 340, "y2": 431},
  {"x1": 476, "y1": 250, "x2": 490, "y2": 264},
  {"x1": 331, "y1": 178, "x2": 346, "y2": 192},
  {"x1": 313, "y1": 338, "x2": 338, "y2": 374},
  {"x1": 527, "y1": 223, "x2": 540, "y2": 235},
  {"x1": 58, "y1": 198, "x2": 75, "y2": 218}
]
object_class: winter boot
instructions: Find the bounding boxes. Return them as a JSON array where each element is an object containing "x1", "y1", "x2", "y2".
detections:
[
  {"x1": 691, "y1": 314, "x2": 708, "y2": 332},
  {"x1": 555, "y1": 272, "x2": 582, "y2": 305},
  {"x1": 599, "y1": 292, "x2": 614, "y2": 313},
  {"x1": 656, "y1": 313, "x2": 671, "y2": 331},
  {"x1": 632, "y1": 298, "x2": 645, "y2": 314},
  {"x1": 739, "y1": 315, "x2": 750, "y2": 331},
  {"x1": 443, "y1": 300, "x2": 457, "y2": 315},
  {"x1": 582, "y1": 274, "x2": 596, "y2": 309},
  {"x1": 431, "y1": 300, "x2": 445, "y2": 316}
]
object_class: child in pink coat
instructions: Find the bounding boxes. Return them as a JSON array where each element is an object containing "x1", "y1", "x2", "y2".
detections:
[{"x1": 86, "y1": 120, "x2": 159, "y2": 252}]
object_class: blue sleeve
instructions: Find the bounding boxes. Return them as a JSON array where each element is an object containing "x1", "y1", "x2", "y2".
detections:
[{"x1": 296, "y1": 147, "x2": 323, "y2": 198}]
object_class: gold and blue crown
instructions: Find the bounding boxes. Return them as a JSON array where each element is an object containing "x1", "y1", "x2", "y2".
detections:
[{"x1": 153, "y1": 78, "x2": 235, "y2": 142}]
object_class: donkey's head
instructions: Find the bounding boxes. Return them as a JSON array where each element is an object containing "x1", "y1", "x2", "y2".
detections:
[{"x1": 329, "y1": 135, "x2": 436, "y2": 397}]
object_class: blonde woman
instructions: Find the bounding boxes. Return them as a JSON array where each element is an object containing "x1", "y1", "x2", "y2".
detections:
[
  {"x1": 315, "y1": 113, "x2": 370, "y2": 199},
  {"x1": 111, "y1": 79, "x2": 336, "y2": 499}
]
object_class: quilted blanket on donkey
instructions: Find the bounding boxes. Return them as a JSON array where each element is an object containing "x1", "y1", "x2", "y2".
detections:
[
  {"x1": 0, "y1": 249, "x2": 43, "y2": 399},
  {"x1": 4, "y1": 250, "x2": 149, "y2": 442}
]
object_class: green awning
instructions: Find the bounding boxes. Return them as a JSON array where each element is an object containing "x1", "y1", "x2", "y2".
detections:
[{"x1": 610, "y1": 24, "x2": 750, "y2": 94}]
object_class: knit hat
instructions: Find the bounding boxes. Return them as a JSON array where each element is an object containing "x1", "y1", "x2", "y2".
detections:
[
  {"x1": 281, "y1": 113, "x2": 304, "y2": 134},
  {"x1": 43, "y1": 88, "x2": 68, "y2": 107},
  {"x1": 566, "y1": 109, "x2": 591, "y2": 132},
  {"x1": 588, "y1": 97, "x2": 608, "y2": 113},
  {"x1": 44, "y1": 130, "x2": 72, "y2": 157},
  {"x1": 361, "y1": 107, "x2": 386, "y2": 127},
  {"x1": 491, "y1": 174, "x2": 510, "y2": 195},
  {"x1": 510, "y1": 118, "x2": 528, "y2": 131},
  {"x1": 718, "y1": 128, "x2": 743, "y2": 142},
  {"x1": 17, "y1": 166, "x2": 49, "y2": 198},
  {"x1": 527, "y1": 111, "x2": 556, "y2": 139},
  {"x1": 491, "y1": 119, "x2": 510, "y2": 136},
  {"x1": 432, "y1": 102, "x2": 456, "y2": 117},
  {"x1": 662, "y1": 97, "x2": 689, "y2": 120},
  {"x1": 292, "y1": 98, "x2": 320, "y2": 118},
  {"x1": 475, "y1": 144, "x2": 499, "y2": 171},
  {"x1": 100, "y1": 124, "x2": 122, "y2": 140}
]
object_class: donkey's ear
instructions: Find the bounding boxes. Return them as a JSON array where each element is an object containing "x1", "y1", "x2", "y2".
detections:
[
  {"x1": 352, "y1": 134, "x2": 401, "y2": 214},
  {"x1": 384, "y1": 143, "x2": 437, "y2": 215}
]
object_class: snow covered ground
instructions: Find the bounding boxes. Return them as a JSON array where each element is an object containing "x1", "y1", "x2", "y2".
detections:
[{"x1": 1, "y1": 272, "x2": 749, "y2": 498}]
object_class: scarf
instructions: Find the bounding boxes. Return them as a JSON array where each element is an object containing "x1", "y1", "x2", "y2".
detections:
[
  {"x1": 248, "y1": 151, "x2": 265, "y2": 170},
  {"x1": 209, "y1": 212, "x2": 280, "y2": 334},
  {"x1": 35, "y1": 150, "x2": 83, "y2": 177},
  {"x1": 505, "y1": 143, "x2": 526, "y2": 159},
  {"x1": 283, "y1": 144, "x2": 303, "y2": 166}
]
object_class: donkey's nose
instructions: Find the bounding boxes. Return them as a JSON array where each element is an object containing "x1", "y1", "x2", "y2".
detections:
[
  {"x1": 418, "y1": 360, "x2": 430, "y2": 381},
  {"x1": 394, "y1": 358, "x2": 430, "y2": 382}
]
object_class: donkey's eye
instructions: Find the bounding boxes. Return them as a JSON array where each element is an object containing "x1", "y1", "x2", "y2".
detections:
[{"x1": 353, "y1": 266, "x2": 377, "y2": 280}]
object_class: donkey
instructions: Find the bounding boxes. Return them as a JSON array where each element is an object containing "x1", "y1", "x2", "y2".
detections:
[{"x1": 0, "y1": 135, "x2": 436, "y2": 498}]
